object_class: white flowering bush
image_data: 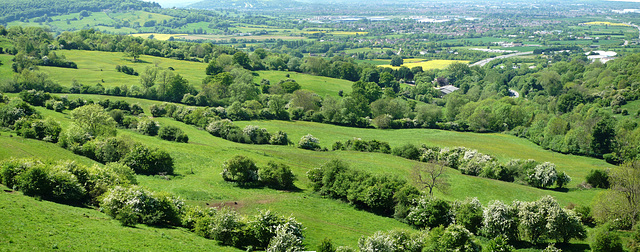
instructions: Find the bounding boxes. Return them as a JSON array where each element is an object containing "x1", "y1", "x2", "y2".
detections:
[
  {"x1": 100, "y1": 186, "x2": 184, "y2": 226},
  {"x1": 527, "y1": 162, "x2": 558, "y2": 188},
  {"x1": 269, "y1": 130, "x2": 290, "y2": 145},
  {"x1": 242, "y1": 125, "x2": 270, "y2": 144},
  {"x1": 358, "y1": 229, "x2": 423, "y2": 252},
  {"x1": 266, "y1": 216, "x2": 305, "y2": 252},
  {"x1": 298, "y1": 134, "x2": 320, "y2": 150},
  {"x1": 451, "y1": 197, "x2": 483, "y2": 234},
  {"x1": 482, "y1": 200, "x2": 518, "y2": 241}
]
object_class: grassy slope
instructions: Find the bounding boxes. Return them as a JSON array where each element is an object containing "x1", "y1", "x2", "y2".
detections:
[
  {"x1": 39, "y1": 50, "x2": 207, "y2": 89},
  {"x1": 0, "y1": 92, "x2": 606, "y2": 250},
  {"x1": 254, "y1": 70, "x2": 353, "y2": 98},
  {"x1": 0, "y1": 185, "x2": 239, "y2": 252}
]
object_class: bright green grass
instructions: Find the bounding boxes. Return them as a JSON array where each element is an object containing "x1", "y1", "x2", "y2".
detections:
[
  {"x1": 109, "y1": 11, "x2": 173, "y2": 26},
  {"x1": 254, "y1": 71, "x2": 353, "y2": 98},
  {"x1": 0, "y1": 185, "x2": 240, "y2": 251},
  {"x1": 0, "y1": 95, "x2": 609, "y2": 250},
  {"x1": 0, "y1": 54, "x2": 14, "y2": 81},
  {"x1": 38, "y1": 50, "x2": 207, "y2": 89},
  {"x1": 233, "y1": 120, "x2": 614, "y2": 188}
]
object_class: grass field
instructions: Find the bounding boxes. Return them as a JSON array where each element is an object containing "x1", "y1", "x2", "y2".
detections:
[
  {"x1": 254, "y1": 71, "x2": 353, "y2": 98},
  {"x1": 0, "y1": 54, "x2": 14, "y2": 81},
  {"x1": 131, "y1": 33, "x2": 189, "y2": 40},
  {"x1": 379, "y1": 59, "x2": 470, "y2": 70},
  {"x1": 580, "y1": 21, "x2": 631, "y2": 27},
  {"x1": 37, "y1": 50, "x2": 207, "y2": 89},
  {"x1": 0, "y1": 184, "x2": 238, "y2": 251},
  {"x1": 177, "y1": 34, "x2": 304, "y2": 41},
  {"x1": 0, "y1": 93, "x2": 611, "y2": 250}
]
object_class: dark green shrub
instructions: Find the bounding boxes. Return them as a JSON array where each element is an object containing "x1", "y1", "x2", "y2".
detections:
[
  {"x1": 221, "y1": 155, "x2": 258, "y2": 184},
  {"x1": 137, "y1": 119, "x2": 159, "y2": 136},
  {"x1": 150, "y1": 104, "x2": 167, "y2": 117},
  {"x1": 258, "y1": 162, "x2": 296, "y2": 190},
  {"x1": 269, "y1": 130, "x2": 290, "y2": 145},
  {"x1": 406, "y1": 197, "x2": 452, "y2": 229},
  {"x1": 0, "y1": 99, "x2": 38, "y2": 127},
  {"x1": 591, "y1": 228, "x2": 623, "y2": 252},
  {"x1": 158, "y1": 125, "x2": 183, "y2": 141},
  {"x1": 586, "y1": 169, "x2": 610, "y2": 189},
  {"x1": 392, "y1": 143, "x2": 421, "y2": 160},
  {"x1": 14, "y1": 118, "x2": 62, "y2": 142},
  {"x1": 121, "y1": 145, "x2": 174, "y2": 175},
  {"x1": 100, "y1": 186, "x2": 184, "y2": 226},
  {"x1": 483, "y1": 235, "x2": 514, "y2": 252},
  {"x1": 19, "y1": 89, "x2": 51, "y2": 106},
  {"x1": 452, "y1": 198, "x2": 483, "y2": 234}
]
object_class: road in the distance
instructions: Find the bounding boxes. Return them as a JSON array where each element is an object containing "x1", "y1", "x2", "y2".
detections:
[{"x1": 470, "y1": 51, "x2": 534, "y2": 67}]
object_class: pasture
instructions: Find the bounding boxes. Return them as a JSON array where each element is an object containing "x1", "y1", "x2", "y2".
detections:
[{"x1": 378, "y1": 59, "x2": 470, "y2": 70}]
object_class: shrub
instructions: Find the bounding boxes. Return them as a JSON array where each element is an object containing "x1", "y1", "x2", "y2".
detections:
[
  {"x1": 298, "y1": 134, "x2": 320, "y2": 150},
  {"x1": 150, "y1": 104, "x2": 167, "y2": 117},
  {"x1": 392, "y1": 144, "x2": 421, "y2": 160},
  {"x1": 266, "y1": 218, "x2": 305, "y2": 252},
  {"x1": 318, "y1": 238, "x2": 336, "y2": 252},
  {"x1": 405, "y1": 197, "x2": 452, "y2": 229},
  {"x1": 19, "y1": 89, "x2": 51, "y2": 107},
  {"x1": 71, "y1": 104, "x2": 117, "y2": 137},
  {"x1": 221, "y1": 155, "x2": 258, "y2": 184},
  {"x1": 526, "y1": 162, "x2": 558, "y2": 188},
  {"x1": 242, "y1": 125, "x2": 271, "y2": 144},
  {"x1": 159, "y1": 125, "x2": 187, "y2": 142},
  {"x1": 483, "y1": 235, "x2": 514, "y2": 252},
  {"x1": 258, "y1": 162, "x2": 296, "y2": 190},
  {"x1": 357, "y1": 230, "x2": 424, "y2": 252},
  {"x1": 109, "y1": 109, "x2": 125, "y2": 126},
  {"x1": 100, "y1": 186, "x2": 184, "y2": 226},
  {"x1": 452, "y1": 197, "x2": 483, "y2": 234},
  {"x1": 0, "y1": 99, "x2": 38, "y2": 128},
  {"x1": 269, "y1": 130, "x2": 290, "y2": 145},
  {"x1": 137, "y1": 119, "x2": 159, "y2": 136},
  {"x1": 53, "y1": 100, "x2": 64, "y2": 112},
  {"x1": 14, "y1": 118, "x2": 62, "y2": 142},
  {"x1": 86, "y1": 162, "x2": 137, "y2": 200},
  {"x1": 121, "y1": 145, "x2": 174, "y2": 175},
  {"x1": 591, "y1": 228, "x2": 623, "y2": 252},
  {"x1": 482, "y1": 200, "x2": 518, "y2": 241},
  {"x1": 197, "y1": 207, "x2": 245, "y2": 246},
  {"x1": 586, "y1": 169, "x2": 610, "y2": 189}
]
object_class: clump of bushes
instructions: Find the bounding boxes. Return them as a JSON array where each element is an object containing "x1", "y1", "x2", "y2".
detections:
[
  {"x1": 115, "y1": 65, "x2": 138, "y2": 76},
  {"x1": 586, "y1": 169, "x2": 610, "y2": 189},
  {"x1": 307, "y1": 159, "x2": 414, "y2": 216},
  {"x1": 137, "y1": 119, "x2": 159, "y2": 136},
  {"x1": 14, "y1": 117, "x2": 62, "y2": 142},
  {"x1": 101, "y1": 185, "x2": 183, "y2": 226},
  {"x1": 298, "y1": 134, "x2": 320, "y2": 150},
  {"x1": 332, "y1": 138, "x2": 391, "y2": 154},
  {"x1": 186, "y1": 207, "x2": 305, "y2": 251},
  {"x1": 0, "y1": 158, "x2": 136, "y2": 205},
  {"x1": 206, "y1": 120, "x2": 288, "y2": 145},
  {"x1": 158, "y1": 125, "x2": 189, "y2": 143},
  {"x1": 222, "y1": 155, "x2": 296, "y2": 189}
]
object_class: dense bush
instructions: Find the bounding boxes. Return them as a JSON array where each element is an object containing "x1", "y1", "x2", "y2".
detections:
[
  {"x1": 0, "y1": 99, "x2": 38, "y2": 128},
  {"x1": 591, "y1": 227, "x2": 624, "y2": 252},
  {"x1": 307, "y1": 159, "x2": 412, "y2": 216},
  {"x1": 121, "y1": 144, "x2": 174, "y2": 175},
  {"x1": 405, "y1": 197, "x2": 452, "y2": 229},
  {"x1": 158, "y1": 125, "x2": 189, "y2": 143},
  {"x1": 482, "y1": 200, "x2": 519, "y2": 241},
  {"x1": 424, "y1": 225, "x2": 480, "y2": 252},
  {"x1": 392, "y1": 143, "x2": 421, "y2": 160},
  {"x1": 115, "y1": 65, "x2": 138, "y2": 76},
  {"x1": 137, "y1": 119, "x2": 159, "y2": 136},
  {"x1": 269, "y1": 130, "x2": 290, "y2": 145},
  {"x1": 298, "y1": 134, "x2": 320, "y2": 150},
  {"x1": 19, "y1": 89, "x2": 51, "y2": 107},
  {"x1": 358, "y1": 230, "x2": 424, "y2": 252},
  {"x1": 258, "y1": 162, "x2": 296, "y2": 190},
  {"x1": 221, "y1": 155, "x2": 259, "y2": 184},
  {"x1": 0, "y1": 158, "x2": 136, "y2": 205},
  {"x1": 451, "y1": 198, "x2": 483, "y2": 234},
  {"x1": 332, "y1": 138, "x2": 391, "y2": 154},
  {"x1": 101, "y1": 186, "x2": 183, "y2": 226},
  {"x1": 586, "y1": 169, "x2": 610, "y2": 189},
  {"x1": 14, "y1": 117, "x2": 62, "y2": 142}
]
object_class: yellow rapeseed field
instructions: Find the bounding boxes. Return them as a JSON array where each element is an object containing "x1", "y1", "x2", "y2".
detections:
[
  {"x1": 580, "y1": 21, "x2": 631, "y2": 27},
  {"x1": 379, "y1": 59, "x2": 470, "y2": 70}
]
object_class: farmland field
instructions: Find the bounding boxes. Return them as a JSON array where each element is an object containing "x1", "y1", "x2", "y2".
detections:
[{"x1": 378, "y1": 59, "x2": 471, "y2": 70}]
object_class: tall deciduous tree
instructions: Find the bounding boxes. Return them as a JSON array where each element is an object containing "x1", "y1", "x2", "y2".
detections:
[{"x1": 413, "y1": 161, "x2": 449, "y2": 197}]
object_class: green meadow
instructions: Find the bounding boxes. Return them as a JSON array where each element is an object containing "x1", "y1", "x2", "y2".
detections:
[{"x1": 254, "y1": 70, "x2": 353, "y2": 98}]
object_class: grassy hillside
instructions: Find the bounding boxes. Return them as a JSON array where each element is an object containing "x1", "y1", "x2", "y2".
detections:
[
  {"x1": 39, "y1": 50, "x2": 207, "y2": 89},
  {"x1": 0, "y1": 93, "x2": 608, "y2": 250},
  {"x1": 254, "y1": 70, "x2": 353, "y2": 98},
  {"x1": 0, "y1": 185, "x2": 239, "y2": 251}
]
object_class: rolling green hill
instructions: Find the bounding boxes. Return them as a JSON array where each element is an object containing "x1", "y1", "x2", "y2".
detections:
[{"x1": 0, "y1": 93, "x2": 610, "y2": 249}]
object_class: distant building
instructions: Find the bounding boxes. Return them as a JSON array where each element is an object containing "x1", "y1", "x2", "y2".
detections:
[{"x1": 436, "y1": 85, "x2": 459, "y2": 95}]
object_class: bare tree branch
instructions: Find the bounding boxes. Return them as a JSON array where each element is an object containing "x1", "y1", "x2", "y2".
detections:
[{"x1": 412, "y1": 160, "x2": 449, "y2": 197}]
